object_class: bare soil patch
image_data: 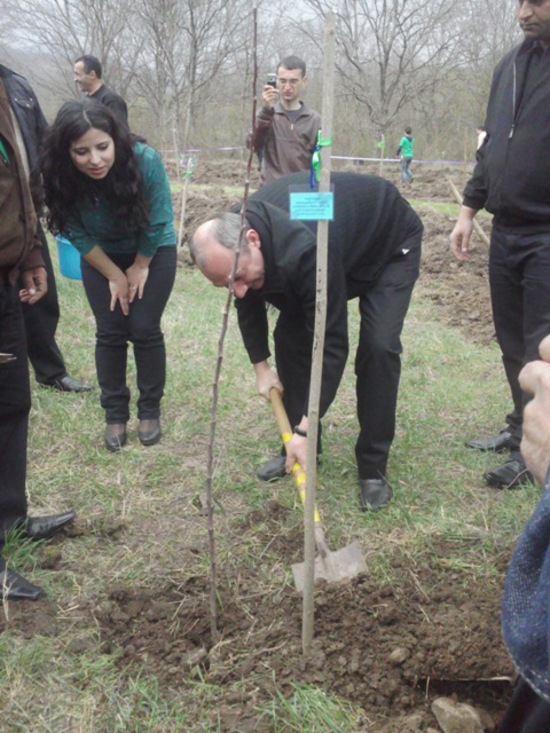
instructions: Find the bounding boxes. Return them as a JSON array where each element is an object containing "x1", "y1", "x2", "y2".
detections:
[
  {"x1": 91, "y1": 506, "x2": 513, "y2": 732},
  {"x1": 0, "y1": 524, "x2": 513, "y2": 732}
]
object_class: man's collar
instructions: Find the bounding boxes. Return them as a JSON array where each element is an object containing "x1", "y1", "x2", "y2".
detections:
[
  {"x1": 88, "y1": 81, "x2": 105, "y2": 96},
  {"x1": 517, "y1": 38, "x2": 548, "y2": 57},
  {"x1": 275, "y1": 100, "x2": 304, "y2": 114}
]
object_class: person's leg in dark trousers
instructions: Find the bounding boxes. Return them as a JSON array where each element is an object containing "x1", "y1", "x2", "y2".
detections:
[
  {"x1": 490, "y1": 228, "x2": 550, "y2": 445},
  {"x1": 128, "y1": 247, "x2": 177, "y2": 420},
  {"x1": 20, "y1": 227, "x2": 66, "y2": 385},
  {"x1": 274, "y1": 310, "x2": 312, "y2": 431},
  {"x1": 355, "y1": 232, "x2": 421, "y2": 480},
  {"x1": 489, "y1": 227, "x2": 525, "y2": 444},
  {"x1": 82, "y1": 248, "x2": 177, "y2": 424},
  {"x1": 274, "y1": 309, "x2": 323, "y2": 455},
  {"x1": 81, "y1": 257, "x2": 131, "y2": 424},
  {"x1": 498, "y1": 677, "x2": 550, "y2": 733},
  {"x1": 0, "y1": 282, "x2": 30, "y2": 546},
  {"x1": 255, "y1": 308, "x2": 317, "y2": 479}
]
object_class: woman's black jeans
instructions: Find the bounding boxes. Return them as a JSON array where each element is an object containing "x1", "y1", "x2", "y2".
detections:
[{"x1": 81, "y1": 246, "x2": 177, "y2": 424}]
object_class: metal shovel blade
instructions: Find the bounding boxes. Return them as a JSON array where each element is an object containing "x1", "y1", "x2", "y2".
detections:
[{"x1": 291, "y1": 540, "x2": 367, "y2": 593}]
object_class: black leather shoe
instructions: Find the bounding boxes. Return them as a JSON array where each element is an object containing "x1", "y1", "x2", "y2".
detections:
[
  {"x1": 467, "y1": 430, "x2": 519, "y2": 453},
  {"x1": 138, "y1": 418, "x2": 161, "y2": 447},
  {"x1": 26, "y1": 511, "x2": 76, "y2": 540},
  {"x1": 105, "y1": 423, "x2": 127, "y2": 452},
  {"x1": 257, "y1": 455, "x2": 287, "y2": 482},
  {"x1": 47, "y1": 375, "x2": 93, "y2": 393},
  {"x1": 359, "y1": 478, "x2": 393, "y2": 511},
  {"x1": 0, "y1": 569, "x2": 44, "y2": 600},
  {"x1": 483, "y1": 456, "x2": 534, "y2": 489}
]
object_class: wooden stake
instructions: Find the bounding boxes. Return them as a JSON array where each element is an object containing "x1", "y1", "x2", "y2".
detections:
[{"x1": 302, "y1": 9, "x2": 336, "y2": 656}]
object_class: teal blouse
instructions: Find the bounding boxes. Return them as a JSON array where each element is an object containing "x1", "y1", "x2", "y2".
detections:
[{"x1": 64, "y1": 142, "x2": 176, "y2": 256}]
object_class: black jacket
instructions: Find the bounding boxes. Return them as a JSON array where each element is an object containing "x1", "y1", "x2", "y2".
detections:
[
  {"x1": 463, "y1": 41, "x2": 550, "y2": 230},
  {"x1": 236, "y1": 174, "x2": 422, "y2": 416},
  {"x1": 0, "y1": 65, "x2": 47, "y2": 183}
]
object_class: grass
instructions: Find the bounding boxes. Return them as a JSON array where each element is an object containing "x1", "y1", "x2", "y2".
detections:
[
  {"x1": 0, "y1": 205, "x2": 539, "y2": 731},
  {"x1": 256, "y1": 681, "x2": 365, "y2": 731}
]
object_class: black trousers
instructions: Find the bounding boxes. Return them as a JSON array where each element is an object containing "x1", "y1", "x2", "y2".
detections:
[
  {"x1": 498, "y1": 677, "x2": 550, "y2": 733},
  {"x1": 275, "y1": 230, "x2": 421, "y2": 479},
  {"x1": 81, "y1": 247, "x2": 177, "y2": 424},
  {"x1": 20, "y1": 228, "x2": 67, "y2": 385},
  {"x1": 0, "y1": 281, "x2": 29, "y2": 549},
  {"x1": 489, "y1": 227, "x2": 550, "y2": 443}
]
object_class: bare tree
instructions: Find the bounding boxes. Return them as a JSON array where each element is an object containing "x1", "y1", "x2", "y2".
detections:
[
  {"x1": 4, "y1": 0, "x2": 139, "y2": 100},
  {"x1": 304, "y1": 0, "x2": 463, "y2": 135},
  {"x1": 134, "y1": 0, "x2": 252, "y2": 150}
]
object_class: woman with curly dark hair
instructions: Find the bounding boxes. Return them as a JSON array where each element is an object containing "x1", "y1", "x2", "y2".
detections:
[{"x1": 41, "y1": 99, "x2": 177, "y2": 451}]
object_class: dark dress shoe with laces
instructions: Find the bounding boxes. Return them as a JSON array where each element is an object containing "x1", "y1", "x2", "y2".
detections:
[
  {"x1": 0, "y1": 568, "x2": 44, "y2": 600},
  {"x1": 257, "y1": 455, "x2": 287, "y2": 482},
  {"x1": 138, "y1": 418, "x2": 162, "y2": 446},
  {"x1": 105, "y1": 423, "x2": 127, "y2": 452},
  {"x1": 26, "y1": 511, "x2": 76, "y2": 540},
  {"x1": 467, "y1": 430, "x2": 519, "y2": 453},
  {"x1": 48, "y1": 375, "x2": 93, "y2": 393},
  {"x1": 359, "y1": 478, "x2": 393, "y2": 511},
  {"x1": 483, "y1": 455, "x2": 534, "y2": 489}
]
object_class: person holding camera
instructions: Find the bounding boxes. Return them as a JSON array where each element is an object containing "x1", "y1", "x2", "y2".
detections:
[{"x1": 250, "y1": 55, "x2": 321, "y2": 187}]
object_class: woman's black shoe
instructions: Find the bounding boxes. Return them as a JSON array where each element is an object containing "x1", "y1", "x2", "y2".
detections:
[{"x1": 105, "y1": 423, "x2": 127, "y2": 452}]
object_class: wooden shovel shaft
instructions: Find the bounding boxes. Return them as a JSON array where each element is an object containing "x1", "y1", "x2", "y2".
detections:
[{"x1": 269, "y1": 388, "x2": 322, "y2": 525}]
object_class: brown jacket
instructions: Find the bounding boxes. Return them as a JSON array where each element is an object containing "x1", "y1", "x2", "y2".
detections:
[
  {"x1": 0, "y1": 78, "x2": 42, "y2": 282},
  {"x1": 252, "y1": 101, "x2": 321, "y2": 186}
]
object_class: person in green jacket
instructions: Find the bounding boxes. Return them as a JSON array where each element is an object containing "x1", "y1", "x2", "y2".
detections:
[
  {"x1": 41, "y1": 99, "x2": 177, "y2": 451},
  {"x1": 396, "y1": 126, "x2": 414, "y2": 185}
]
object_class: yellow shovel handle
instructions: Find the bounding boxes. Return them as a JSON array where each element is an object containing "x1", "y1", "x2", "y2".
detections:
[{"x1": 269, "y1": 388, "x2": 322, "y2": 525}]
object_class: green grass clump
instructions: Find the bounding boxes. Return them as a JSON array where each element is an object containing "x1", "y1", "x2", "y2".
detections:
[{"x1": 256, "y1": 682, "x2": 364, "y2": 732}]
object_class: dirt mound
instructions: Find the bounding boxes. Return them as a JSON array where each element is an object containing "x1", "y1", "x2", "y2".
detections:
[{"x1": 93, "y1": 521, "x2": 512, "y2": 732}]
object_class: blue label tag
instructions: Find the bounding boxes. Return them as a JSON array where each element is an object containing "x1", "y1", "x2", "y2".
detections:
[{"x1": 289, "y1": 191, "x2": 334, "y2": 221}]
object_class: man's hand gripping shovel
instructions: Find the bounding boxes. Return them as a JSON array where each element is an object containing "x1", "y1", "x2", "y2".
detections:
[{"x1": 269, "y1": 388, "x2": 367, "y2": 592}]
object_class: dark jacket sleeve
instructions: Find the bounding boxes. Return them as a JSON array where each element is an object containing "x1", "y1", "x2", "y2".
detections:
[
  {"x1": 107, "y1": 96, "x2": 128, "y2": 127},
  {"x1": 461, "y1": 52, "x2": 510, "y2": 211},
  {"x1": 252, "y1": 106, "x2": 275, "y2": 151},
  {"x1": 235, "y1": 291, "x2": 270, "y2": 363},
  {"x1": 462, "y1": 148, "x2": 489, "y2": 210}
]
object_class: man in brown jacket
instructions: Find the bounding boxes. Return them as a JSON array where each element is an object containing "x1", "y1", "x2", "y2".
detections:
[
  {"x1": 251, "y1": 55, "x2": 321, "y2": 186},
  {"x1": 0, "y1": 78, "x2": 75, "y2": 601}
]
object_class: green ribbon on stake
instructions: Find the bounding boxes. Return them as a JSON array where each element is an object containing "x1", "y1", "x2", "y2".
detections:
[
  {"x1": 183, "y1": 156, "x2": 195, "y2": 180},
  {"x1": 311, "y1": 131, "x2": 333, "y2": 186}
]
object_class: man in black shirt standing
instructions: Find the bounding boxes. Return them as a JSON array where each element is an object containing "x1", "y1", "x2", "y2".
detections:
[
  {"x1": 74, "y1": 54, "x2": 128, "y2": 126},
  {"x1": 191, "y1": 172, "x2": 423, "y2": 512},
  {"x1": 451, "y1": 0, "x2": 550, "y2": 490}
]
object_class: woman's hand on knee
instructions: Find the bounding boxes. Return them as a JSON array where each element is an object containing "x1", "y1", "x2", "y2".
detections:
[
  {"x1": 126, "y1": 265, "x2": 149, "y2": 303},
  {"x1": 109, "y1": 274, "x2": 130, "y2": 315}
]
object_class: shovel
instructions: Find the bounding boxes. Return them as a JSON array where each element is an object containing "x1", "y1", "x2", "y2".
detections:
[{"x1": 269, "y1": 388, "x2": 367, "y2": 592}]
